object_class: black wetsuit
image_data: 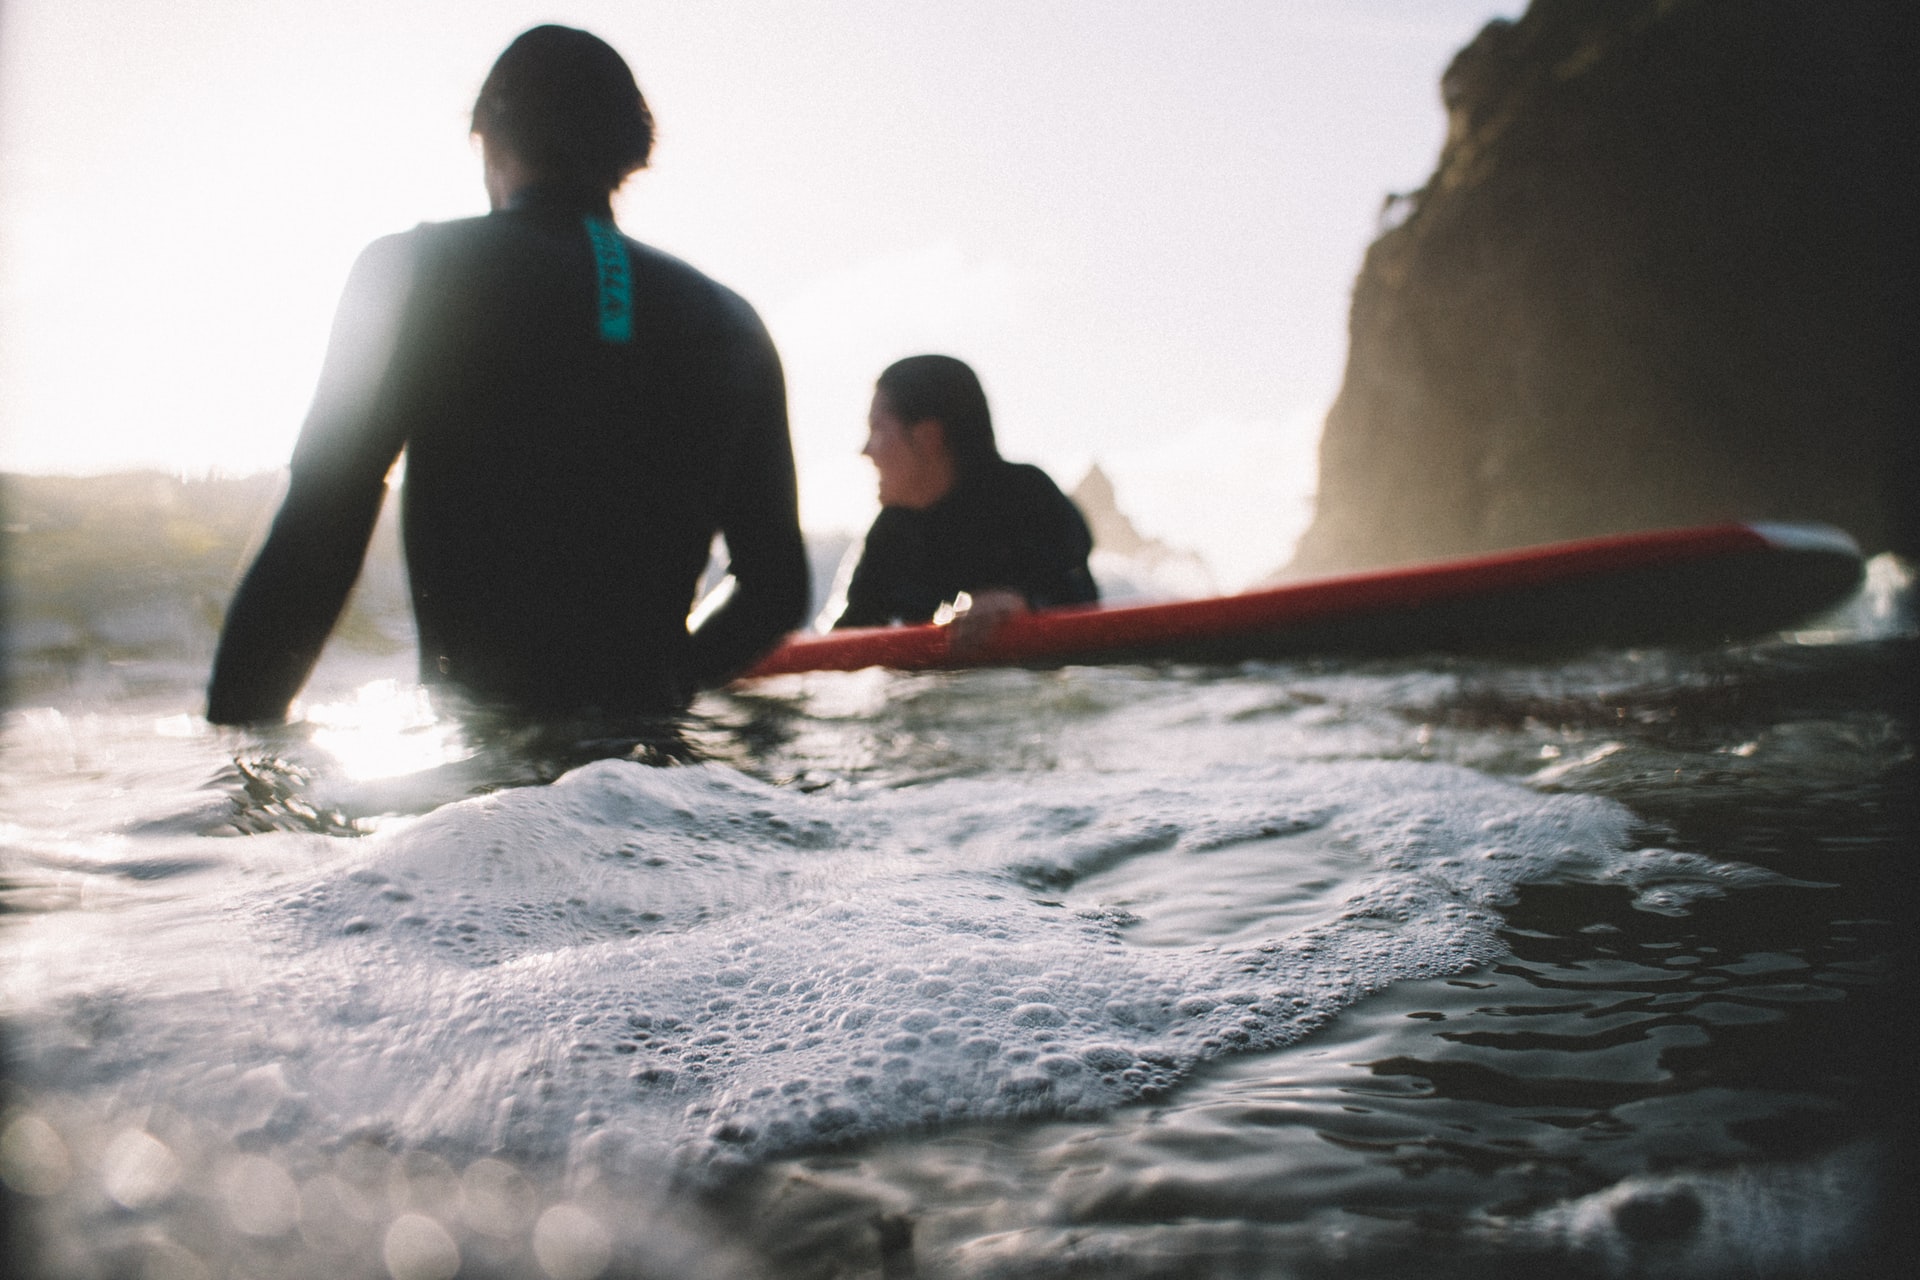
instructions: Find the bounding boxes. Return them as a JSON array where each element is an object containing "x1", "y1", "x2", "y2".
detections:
[
  {"x1": 207, "y1": 185, "x2": 808, "y2": 723},
  {"x1": 834, "y1": 461, "x2": 1097, "y2": 627}
]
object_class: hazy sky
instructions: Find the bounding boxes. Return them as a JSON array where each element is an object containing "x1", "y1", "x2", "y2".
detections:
[{"x1": 0, "y1": 0, "x2": 1516, "y2": 586}]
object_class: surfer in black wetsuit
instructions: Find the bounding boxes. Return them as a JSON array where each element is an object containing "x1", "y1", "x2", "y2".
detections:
[
  {"x1": 833, "y1": 355, "x2": 1096, "y2": 644},
  {"x1": 207, "y1": 26, "x2": 808, "y2": 727}
]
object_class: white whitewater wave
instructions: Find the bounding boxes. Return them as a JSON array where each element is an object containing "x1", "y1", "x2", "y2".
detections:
[{"x1": 3, "y1": 755, "x2": 1791, "y2": 1184}]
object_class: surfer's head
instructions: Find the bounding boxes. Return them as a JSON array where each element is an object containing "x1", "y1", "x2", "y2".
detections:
[
  {"x1": 864, "y1": 387, "x2": 953, "y2": 511},
  {"x1": 472, "y1": 26, "x2": 654, "y2": 195},
  {"x1": 868, "y1": 355, "x2": 1000, "y2": 507}
]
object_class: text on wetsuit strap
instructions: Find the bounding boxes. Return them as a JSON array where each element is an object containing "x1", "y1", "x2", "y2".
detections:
[{"x1": 583, "y1": 216, "x2": 634, "y2": 344}]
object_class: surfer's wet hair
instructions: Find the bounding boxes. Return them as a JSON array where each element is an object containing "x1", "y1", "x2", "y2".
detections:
[
  {"x1": 472, "y1": 25, "x2": 655, "y2": 192},
  {"x1": 877, "y1": 355, "x2": 1001, "y2": 482}
]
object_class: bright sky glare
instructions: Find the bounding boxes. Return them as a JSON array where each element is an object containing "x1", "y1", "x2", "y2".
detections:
[{"x1": 0, "y1": 0, "x2": 1516, "y2": 586}]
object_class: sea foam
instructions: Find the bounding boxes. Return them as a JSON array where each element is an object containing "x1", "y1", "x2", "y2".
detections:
[{"x1": 5, "y1": 755, "x2": 1787, "y2": 1182}]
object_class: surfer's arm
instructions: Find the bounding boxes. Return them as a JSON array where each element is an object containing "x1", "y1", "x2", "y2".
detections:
[
  {"x1": 1019, "y1": 557, "x2": 1099, "y2": 612},
  {"x1": 207, "y1": 237, "x2": 416, "y2": 724},
  {"x1": 685, "y1": 317, "x2": 810, "y2": 687},
  {"x1": 832, "y1": 595, "x2": 894, "y2": 630},
  {"x1": 832, "y1": 510, "x2": 928, "y2": 629},
  {"x1": 833, "y1": 530, "x2": 894, "y2": 629},
  {"x1": 205, "y1": 469, "x2": 392, "y2": 724}
]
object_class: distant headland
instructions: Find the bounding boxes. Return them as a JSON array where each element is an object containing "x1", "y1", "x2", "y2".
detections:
[{"x1": 1286, "y1": 0, "x2": 1913, "y2": 578}]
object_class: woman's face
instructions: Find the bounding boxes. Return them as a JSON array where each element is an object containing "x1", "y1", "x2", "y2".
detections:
[{"x1": 863, "y1": 390, "x2": 953, "y2": 510}]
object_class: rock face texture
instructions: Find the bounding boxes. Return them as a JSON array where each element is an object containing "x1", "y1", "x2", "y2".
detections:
[{"x1": 1286, "y1": 0, "x2": 1914, "y2": 577}]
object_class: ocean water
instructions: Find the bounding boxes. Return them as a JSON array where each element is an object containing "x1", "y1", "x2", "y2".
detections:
[{"x1": 2, "y1": 559, "x2": 1915, "y2": 1279}]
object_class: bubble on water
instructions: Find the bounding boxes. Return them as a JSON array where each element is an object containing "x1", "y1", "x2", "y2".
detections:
[
  {"x1": 1010, "y1": 1002, "x2": 1065, "y2": 1027},
  {"x1": 533, "y1": 1203, "x2": 613, "y2": 1280},
  {"x1": 0, "y1": 1112, "x2": 72, "y2": 1197},
  {"x1": 1080, "y1": 1045, "x2": 1135, "y2": 1072},
  {"x1": 220, "y1": 1154, "x2": 299, "y2": 1236},
  {"x1": 383, "y1": 1212, "x2": 461, "y2": 1280},
  {"x1": 102, "y1": 1127, "x2": 181, "y2": 1210}
]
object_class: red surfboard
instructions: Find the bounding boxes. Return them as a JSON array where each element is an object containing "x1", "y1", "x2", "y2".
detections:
[{"x1": 742, "y1": 522, "x2": 1864, "y2": 678}]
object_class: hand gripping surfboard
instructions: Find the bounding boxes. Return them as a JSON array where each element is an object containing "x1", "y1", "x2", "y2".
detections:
[{"x1": 742, "y1": 522, "x2": 1865, "y2": 678}]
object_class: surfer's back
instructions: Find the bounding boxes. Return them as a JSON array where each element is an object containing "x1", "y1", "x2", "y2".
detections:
[
  {"x1": 207, "y1": 26, "x2": 807, "y2": 725},
  {"x1": 399, "y1": 197, "x2": 802, "y2": 711}
]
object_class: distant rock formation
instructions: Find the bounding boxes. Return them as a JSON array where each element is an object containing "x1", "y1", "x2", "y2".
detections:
[
  {"x1": 1286, "y1": 0, "x2": 1914, "y2": 577},
  {"x1": 1071, "y1": 464, "x2": 1149, "y2": 559},
  {"x1": 1071, "y1": 465, "x2": 1216, "y2": 599}
]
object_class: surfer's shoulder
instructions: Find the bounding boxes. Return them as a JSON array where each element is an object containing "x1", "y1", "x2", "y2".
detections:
[
  {"x1": 341, "y1": 219, "x2": 473, "y2": 284},
  {"x1": 626, "y1": 241, "x2": 770, "y2": 336},
  {"x1": 997, "y1": 460, "x2": 1073, "y2": 505}
]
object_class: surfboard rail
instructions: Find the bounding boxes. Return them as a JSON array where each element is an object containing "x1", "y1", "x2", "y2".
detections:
[{"x1": 742, "y1": 522, "x2": 1864, "y2": 679}]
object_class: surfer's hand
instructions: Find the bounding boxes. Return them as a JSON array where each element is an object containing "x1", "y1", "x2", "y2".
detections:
[{"x1": 945, "y1": 589, "x2": 1028, "y2": 655}]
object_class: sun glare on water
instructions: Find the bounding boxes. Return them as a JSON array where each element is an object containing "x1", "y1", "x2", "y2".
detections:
[{"x1": 302, "y1": 681, "x2": 472, "y2": 783}]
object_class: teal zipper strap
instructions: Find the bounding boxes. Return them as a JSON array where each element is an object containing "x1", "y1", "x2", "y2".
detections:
[{"x1": 583, "y1": 216, "x2": 633, "y2": 344}]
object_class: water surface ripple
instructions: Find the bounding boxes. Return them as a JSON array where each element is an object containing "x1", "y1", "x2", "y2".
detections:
[{"x1": 2, "y1": 630, "x2": 1913, "y2": 1279}]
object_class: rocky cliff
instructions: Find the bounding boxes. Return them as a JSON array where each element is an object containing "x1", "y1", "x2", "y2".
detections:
[{"x1": 1286, "y1": 0, "x2": 1914, "y2": 576}]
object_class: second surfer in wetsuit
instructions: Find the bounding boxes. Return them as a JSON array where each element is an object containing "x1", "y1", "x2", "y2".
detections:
[
  {"x1": 207, "y1": 26, "x2": 808, "y2": 729},
  {"x1": 834, "y1": 355, "x2": 1096, "y2": 644}
]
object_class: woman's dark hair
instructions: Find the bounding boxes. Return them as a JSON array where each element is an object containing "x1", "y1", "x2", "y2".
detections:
[
  {"x1": 876, "y1": 355, "x2": 1001, "y2": 481},
  {"x1": 471, "y1": 26, "x2": 654, "y2": 192}
]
